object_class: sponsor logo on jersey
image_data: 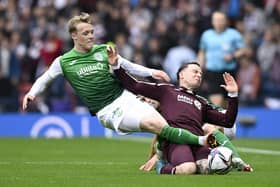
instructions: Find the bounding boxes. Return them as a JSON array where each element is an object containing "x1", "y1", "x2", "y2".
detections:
[
  {"x1": 177, "y1": 95, "x2": 202, "y2": 110},
  {"x1": 77, "y1": 63, "x2": 106, "y2": 77},
  {"x1": 194, "y1": 99, "x2": 202, "y2": 110},
  {"x1": 94, "y1": 52, "x2": 103, "y2": 61},
  {"x1": 177, "y1": 94, "x2": 193, "y2": 104}
]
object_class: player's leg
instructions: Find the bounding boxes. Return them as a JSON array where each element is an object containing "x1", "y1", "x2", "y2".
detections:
[
  {"x1": 212, "y1": 129, "x2": 253, "y2": 171},
  {"x1": 173, "y1": 162, "x2": 197, "y2": 174},
  {"x1": 194, "y1": 146, "x2": 211, "y2": 174},
  {"x1": 118, "y1": 90, "x2": 211, "y2": 146},
  {"x1": 212, "y1": 129, "x2": 239, "y2": 157},
  {"x1": 139, "y1": 112, "x2": 208, "y2": 145},
  {"x1": 158, "y1": 143, "x2": 196, "y2": 175},
  {"x1": 203, "y1": 123, "x2": 237, "y2": 141},
  {"x1": 140, "y1": 136, "x2": 215, "y2": 173},
  {"x1": 201, "y1": 123, "x2": 252, "y2": 172},
  {"x1": 196, "y1": 159, "x2": 209, "y2": 174}
]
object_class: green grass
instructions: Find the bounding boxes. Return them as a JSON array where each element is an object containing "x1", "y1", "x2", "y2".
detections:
[{"x1": 0, "y1": 138, "x2": 279, "y2": 187}]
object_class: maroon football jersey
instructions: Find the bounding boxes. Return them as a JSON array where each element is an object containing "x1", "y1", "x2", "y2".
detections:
[{"x1": 115, "y1": 68, "x2": 238, "y2": 136}]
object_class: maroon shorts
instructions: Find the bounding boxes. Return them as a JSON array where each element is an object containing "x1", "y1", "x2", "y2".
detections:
[{"x1": 163, "y1": 143, "x2": 210, "y2": 165}]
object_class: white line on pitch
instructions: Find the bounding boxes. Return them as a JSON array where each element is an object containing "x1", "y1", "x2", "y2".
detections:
[
  {"x1": 0, "y1": 161, "x2": 10, "y2": 165},
  {"x1": 112, "y1": 137, "x2": 280, "y2": 155},
  {"x1": 0, "y1": 161, "x2": 129, "y2": 165},
  {"x1": 24, "y1": 161, "x2": 129, "y2": 165},
  {"x1": 237, "y1": 147, "x2": 280, "y2": 155}
]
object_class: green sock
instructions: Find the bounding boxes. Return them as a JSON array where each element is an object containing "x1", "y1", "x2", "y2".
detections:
[
  {"x1": 157, "y1": 136, "x2": 164, "y2": 150},
  {"x1": 159, "y1": 126, "x2": 199, "y2": 145},
  {"x1": 213, "y1": 129, "x2": 240, "y2": 157}
]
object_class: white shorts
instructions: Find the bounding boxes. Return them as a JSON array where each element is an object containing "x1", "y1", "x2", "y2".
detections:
[{"x1": 96, "y1": 90, "x2": 157, "y2": 135}]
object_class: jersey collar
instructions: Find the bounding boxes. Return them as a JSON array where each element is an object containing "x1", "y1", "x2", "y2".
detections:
[{"x1": 177, "y1": 86, "x2": 196, "y2": 95}]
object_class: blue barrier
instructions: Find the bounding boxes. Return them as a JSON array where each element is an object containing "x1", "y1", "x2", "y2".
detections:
[
  {"x1": 236, "y1": 108, "x2": 280, "y2": 138},
  {"x1": 0, "y1": 113, "x2": 102, "y2": 138},
  {"x1": 0, "y1": 107, "x2": 279, "y2": 138},
  {"x1": 0, "y1": 113, "x2": 152, "y2": 138}
]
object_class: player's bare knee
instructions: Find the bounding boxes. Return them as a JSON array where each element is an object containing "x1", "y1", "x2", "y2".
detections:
[
  {"x1": 139, "y1": 113, "x2": 167, "y2": 134},
  {"x1": 203, "y1": 124, "x2": 223, "y2": 134},
  {"x1": 196, "y1": 159, "x2": 210, "y2": 174},
  {"x1": 175, "y1": 162, "x2": 196, "y2": 174}
]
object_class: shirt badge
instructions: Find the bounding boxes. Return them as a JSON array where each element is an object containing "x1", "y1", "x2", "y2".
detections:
[
  {"x1": 194, "y1": 100, "x2": 201, "y2": 110},
  {"x1": 94, "y1": 52, "x2": 103, "y2": 61}
]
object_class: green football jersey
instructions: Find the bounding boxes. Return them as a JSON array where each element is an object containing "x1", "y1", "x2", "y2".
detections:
[{"x1": 60, "y1": 44, "x2": 124, "y2": 114}]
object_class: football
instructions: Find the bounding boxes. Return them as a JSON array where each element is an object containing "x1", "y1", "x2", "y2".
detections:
[{"x1": 208, "y1": 146, "x2": 233, "y2": 174}]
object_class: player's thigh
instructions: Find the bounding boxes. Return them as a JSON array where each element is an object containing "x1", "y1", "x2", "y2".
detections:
[
  {"x1": 166, "y1": 144, "x2": 194, "y2": 165},
  {"x1": 193, "y1": 145, "x2": 210, "y2": 161},
  {"x1": 175, "y1": 162, "x2": 197, "y2": 174},
  {"x1": 119, "y1": 95, "x2": 164, "y2": 133},
  {"x1": 97, "y1": 90, "x2": 163, "y2": 134},
  {"x1": 202, "y1": 123, "x2": 221, "y2": 134},
  {"x1": 193, "y1": 146, "x2": 211, "y2": 174},
  {"x1": 196, "y1": 159, "x2": 209, "y2": 174}
]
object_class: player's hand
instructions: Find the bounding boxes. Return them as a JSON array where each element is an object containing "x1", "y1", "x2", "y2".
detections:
[
  {"x1": 137, "y1": 95, "x2": 160, "y2": 109},
  {"x1": 22, "y1": 95, "x2": 35, "y2": 110},
  {"x1": 107, "y1": 46, "x2": 118, "y2": 66},
  {"x1": 151, "y1": 70, "x2": 170, "y2": 82},
  {"x1": 220, "y1": 72, "x2": 238, "y2": 93},
  {"x1": 139, "y1": 154, "x2": 158, "y2": 171}
]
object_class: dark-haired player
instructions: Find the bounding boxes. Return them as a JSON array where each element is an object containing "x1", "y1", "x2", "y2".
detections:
[{"x1": 110, "y1": 58, "x2": 252, "y2": 174}]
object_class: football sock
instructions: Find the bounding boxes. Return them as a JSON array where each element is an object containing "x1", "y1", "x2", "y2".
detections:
[
  {"x1": 212, "y1": 129, "x2": 240, "y2": 157},
  {"x1": 156, "y1": 141, "x2": 163, "y2": 159},
  {"x1": 159, "y1": 126, "x2": 199, "y2": 145},
  {"x1": 159, "y1": 163, "x2": 175, "y2": 174},
  {"x1": 157, "y1": 136, "x2": 164, "y2": 149},
  {"x1": 198, "y1": 136, "x2": 208, "y2": 146}
]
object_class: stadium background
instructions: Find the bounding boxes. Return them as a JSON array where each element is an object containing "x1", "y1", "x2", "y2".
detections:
[{"x1": 0, "y1": 0, "x2": 279, "y2": 138}]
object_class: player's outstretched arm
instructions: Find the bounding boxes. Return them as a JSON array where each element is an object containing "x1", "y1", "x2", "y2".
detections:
[
  {"x1": 139, "y1": 135, "x2": 158, "y2": 171},
  {"x1": 139, "y1": 154, "x2": 158, "y2": 171},
  {"x1": 220, "y1": 72, "x2": 238, "y2": 93},
  {"x1": 107, "y1": 46, "x2": 118, "y2": 66},
  {"x1": 151, "y1": 70, "x2": 170, "y2": 83},
  {"x1": 22, "y1": 58, "x2": 63, "y2": 111},
  {"x1": 22, "y1": 95, "x2": 35, "y2": 110},
  {"x1": 107, "y1": 46, "x2": 170, "y2": 82}
]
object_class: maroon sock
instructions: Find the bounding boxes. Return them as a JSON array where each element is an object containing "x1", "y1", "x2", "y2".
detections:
[{"x1": 160, "y1": 164, "x2": 176, "y2": 174}]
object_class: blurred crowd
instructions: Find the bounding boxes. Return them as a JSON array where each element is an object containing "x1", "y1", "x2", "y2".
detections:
[{"x1": 0, "y1": 0, "x2": 279, "y2": 113}]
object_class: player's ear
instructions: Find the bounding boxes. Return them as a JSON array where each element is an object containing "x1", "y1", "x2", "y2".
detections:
[
  {"x1": 71, "y1": 32, "x2": 77, "y2": 40},
  {"x1": 179, "y1": 71, "x2": 184, "y2": 80}
]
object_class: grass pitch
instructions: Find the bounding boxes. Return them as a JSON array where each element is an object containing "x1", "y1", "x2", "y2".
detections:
[{"x1": 0, "y1": 138, "x2": 279, "y2": 187}]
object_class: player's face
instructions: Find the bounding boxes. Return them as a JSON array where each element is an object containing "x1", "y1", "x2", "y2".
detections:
[
  {"x1": 179, "y1": 64, "x2": 202, "y2": 89},
  {"x1": 72, "y1": 22, "x2": 94, "y2": 52}
]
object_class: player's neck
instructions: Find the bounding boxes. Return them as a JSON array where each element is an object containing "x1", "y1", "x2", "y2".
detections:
[
  {"x1": 179, "y1": 86, "x2": 194, "y2": 93},
  {"x1": 73, "y1": 46, "x2": 91, "y2": 53}
]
